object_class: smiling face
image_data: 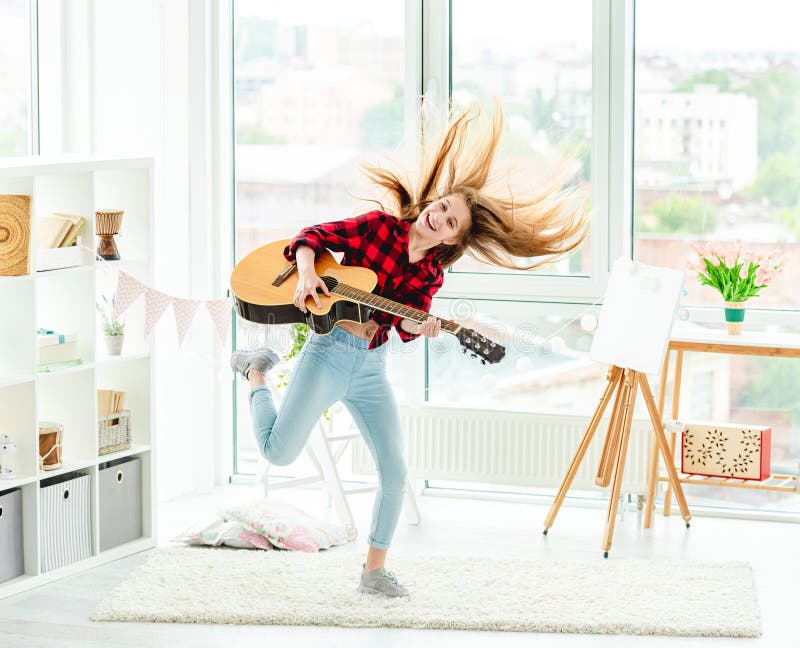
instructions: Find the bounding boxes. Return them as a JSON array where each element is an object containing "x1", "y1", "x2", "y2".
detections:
[{"x1": 414, "y1": 193, "x2": 471, "y2": 246}]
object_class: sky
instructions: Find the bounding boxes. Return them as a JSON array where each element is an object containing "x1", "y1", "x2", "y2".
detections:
[
  {"x1": 237, "y1": 0, "x2": 800, "y2": 54},
  {"x1": 636, "y1": 0, "x2": 800, "y2": 52}
]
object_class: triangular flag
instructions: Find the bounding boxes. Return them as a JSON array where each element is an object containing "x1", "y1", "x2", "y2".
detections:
[
  {"x1": 144, "y1": 288, "x2": 173, "y2": 337},
  {"x1": 172, "y1": 297, "x2": 200, "y2": 346},
  {"x1": 206, "y1": 298, "x2": 233, "y2": 345},
  {"x1": 113, "y1": 271, "x2": 146, "y2": 321}
]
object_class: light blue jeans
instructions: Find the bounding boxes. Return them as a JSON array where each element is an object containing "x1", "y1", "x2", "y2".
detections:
[{"x1": 249, "y1": 325, "x2": 407, "y2": 550}]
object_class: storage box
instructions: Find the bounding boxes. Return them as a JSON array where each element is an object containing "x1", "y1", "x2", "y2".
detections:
[
  {"x1": 681, "y1": 421, "x2": 771, "y2": 481},
  {"x1": 36, "y1": 245, "x2": 88, "y2": 272},
  {"x1": 98, "y1": 456, "x2": 142, "y2": 551},
  {"x1": 0, "y1": 488, "x2": 25, "y2": 584},
  {"x1": 37, "y1": 330, "x2": 79, "y2": 365},
  {"x1": 98, "y1": 410, "x2": 131, "y2": 456},
  {"x1": 40, "y1": 472, "x2": 92, "y2": 572}
]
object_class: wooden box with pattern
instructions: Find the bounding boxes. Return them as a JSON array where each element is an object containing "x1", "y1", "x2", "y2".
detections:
[{"x1": 681, "y1": 421, "x2": 771, "y2": 481}]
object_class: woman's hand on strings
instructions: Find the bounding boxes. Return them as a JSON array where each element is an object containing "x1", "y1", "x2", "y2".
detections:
[{"x1": 293, "y1": 271, "x2": 330, "y2": 312}]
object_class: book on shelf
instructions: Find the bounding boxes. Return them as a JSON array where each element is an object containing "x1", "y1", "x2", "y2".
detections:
[
  {"x1": 37, "y1": 213, "x2": 86, "y2": 249},
  {"x1": 97, "y1": 389, "x2": 127, "y2": 417}
]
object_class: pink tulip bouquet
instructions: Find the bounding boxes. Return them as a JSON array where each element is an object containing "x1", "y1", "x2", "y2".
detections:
[{"x1": 687, "y1": 240, "x2": 787, "y2": 333}]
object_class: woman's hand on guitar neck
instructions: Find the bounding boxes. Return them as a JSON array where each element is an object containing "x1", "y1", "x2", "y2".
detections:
[
  {"x1": 401, "y1": 316, "x2": 442, "y2": 338},
  {"x1": 294, "y1": 269, "x2": 331, "y2": 312}
]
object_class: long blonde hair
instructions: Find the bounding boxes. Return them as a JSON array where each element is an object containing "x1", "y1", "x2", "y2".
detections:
[{"x1": 362, "y1": 103, "x2": 589, "y2": 269}]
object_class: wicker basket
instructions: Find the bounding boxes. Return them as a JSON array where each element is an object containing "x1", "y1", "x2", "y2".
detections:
[{"x1": 98, "y1": 410, "x2": 131, "y2": 456}]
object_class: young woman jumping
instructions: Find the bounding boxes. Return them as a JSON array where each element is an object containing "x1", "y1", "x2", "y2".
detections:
[{"x1": 231, "y1": 104, "x2": 588, "y2": 597}]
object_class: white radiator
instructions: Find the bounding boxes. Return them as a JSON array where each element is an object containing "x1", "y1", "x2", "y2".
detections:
[{"x1": 351, "y1": 405, "x2": 654, "y2": 495}]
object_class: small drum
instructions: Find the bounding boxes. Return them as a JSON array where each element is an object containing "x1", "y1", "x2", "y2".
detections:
[
  {"x1": 95, "y1": 209, "x2": 124, "y2": 260},
  {"x1": 38, "y1": 422, "x2": 63, "y2": 471}
]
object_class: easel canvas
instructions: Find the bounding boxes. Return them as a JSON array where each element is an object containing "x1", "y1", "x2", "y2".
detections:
[
  {"x1": 544, "y1": 258, "x2": 691, "y2": 555},
  {"x1": 590, "y1": 257, "x2": 685, "y2": 375}
]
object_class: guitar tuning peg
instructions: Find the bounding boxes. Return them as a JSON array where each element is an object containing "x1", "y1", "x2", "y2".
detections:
[
  {"x1": 470, "y1": 353, "x2": 477, "y2": 359},
  {"x1": 461, "y1": 347, "x2": 467, "y2": 354},
  {"x1": 480, "y1": 359, "x2": 487, "y2": 365}
]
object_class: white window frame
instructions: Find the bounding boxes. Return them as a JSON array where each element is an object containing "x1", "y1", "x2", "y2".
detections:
[
  {"x1": 420, "y1": 0, "x2": 631, "y2": 304},
  {"x1": 29, "y1": 0, "x2": 40, "y2": 154}
]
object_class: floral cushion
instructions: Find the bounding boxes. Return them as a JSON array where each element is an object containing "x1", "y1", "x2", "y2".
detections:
[
  {"x1": 219, "y1": 499, "x2": 353, "y2": 552},
  {"x1": 172, "y1": 517, "x2": 274, "y2": 550}
]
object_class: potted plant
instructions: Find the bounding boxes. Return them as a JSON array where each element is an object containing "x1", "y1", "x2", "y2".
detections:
[
  {"x1": 688, "y1": 241, "x2": 786, "y2": 334},
  {"x1": 97, "y1": 294, "x2": 125, "y2": 355}
]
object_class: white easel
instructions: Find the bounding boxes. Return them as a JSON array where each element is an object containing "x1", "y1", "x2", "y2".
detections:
[{"x1": 542, "y1": 259, "x2": 692, "y2": 556}]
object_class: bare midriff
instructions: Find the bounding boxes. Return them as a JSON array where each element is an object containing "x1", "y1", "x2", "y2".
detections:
[{"x1": 335, "y1": 319, "x2": 380, "y2": 341}]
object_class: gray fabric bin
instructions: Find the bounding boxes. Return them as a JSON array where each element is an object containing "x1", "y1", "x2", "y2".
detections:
[
  {"x1": 40, "y1": 472, "x2": 92, "y2": 572},
  {"x1": 0, "y1": 488, "x2": 25, "y2": 583},
  {"x1": 98, "y1": 456, "x2": 142, "y2": 551}
]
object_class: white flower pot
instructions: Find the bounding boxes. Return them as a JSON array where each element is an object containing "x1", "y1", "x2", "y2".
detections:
[{"x1": 104, "y1": 335, "x2": 124, "y2": 356}]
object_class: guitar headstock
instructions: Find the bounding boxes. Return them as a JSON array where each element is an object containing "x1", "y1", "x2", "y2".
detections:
[{"x1": 455, "y1": 327, "x2": 506, "y2": 365}]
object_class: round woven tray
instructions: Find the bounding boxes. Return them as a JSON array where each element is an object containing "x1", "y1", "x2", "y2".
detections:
[{"x1": 0, "y1": 194, "x2": 31, "y2": 276}]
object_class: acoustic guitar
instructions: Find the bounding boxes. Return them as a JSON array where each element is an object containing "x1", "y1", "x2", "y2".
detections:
[{"x1": 230, "y1": 239, "x2": 505, "y2": 365}]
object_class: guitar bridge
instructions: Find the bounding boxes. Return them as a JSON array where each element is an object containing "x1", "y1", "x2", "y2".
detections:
[{"x1": 272, "y1": 263, "x2": 298, "y2": 287}]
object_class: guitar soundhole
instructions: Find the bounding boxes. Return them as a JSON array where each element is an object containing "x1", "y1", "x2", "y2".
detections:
[{"x1": 321, "y1": 276, "x2": 339, "y2": 291}]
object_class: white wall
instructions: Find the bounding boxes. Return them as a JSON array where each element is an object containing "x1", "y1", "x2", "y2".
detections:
[{"x1": 43, "y1": 0, "x2": 232, "y2": 500}]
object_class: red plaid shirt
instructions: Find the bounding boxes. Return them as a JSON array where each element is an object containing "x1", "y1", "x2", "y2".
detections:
[{"x1": 283, "y1": 210, "x2": 444, "y2": 349}]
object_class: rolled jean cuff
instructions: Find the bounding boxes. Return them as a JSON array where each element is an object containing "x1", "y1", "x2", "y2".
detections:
[
  {"x1": 367, "y1": 535, "x2": 392, "y2": 550},
  {"x1": 249, "y1": 385, "x2": 271, "y2": 398}
]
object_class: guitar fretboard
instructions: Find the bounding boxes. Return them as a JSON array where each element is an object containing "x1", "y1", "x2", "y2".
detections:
[{"x1": 328, "y1": 281, "x2": 461, "y2": 334}]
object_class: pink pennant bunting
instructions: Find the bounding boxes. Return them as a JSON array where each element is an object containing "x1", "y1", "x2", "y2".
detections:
[
  {"x1": 144, "y1": 288, "x2": 173, "y2": 337},
  {"x1": 206, "y1": 298, "x2": 233, "y2": 344},
  {"x1": 113, "y1": 271, "x2": 146, "y2": 321},
  {"x1": 172, "y1": 297, "x2": 200, "y2": 346}
]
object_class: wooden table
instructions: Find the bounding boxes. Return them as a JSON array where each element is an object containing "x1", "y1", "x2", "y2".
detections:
[{"x1": 643, "y1": 325, "x2": 800, "y2": 528}]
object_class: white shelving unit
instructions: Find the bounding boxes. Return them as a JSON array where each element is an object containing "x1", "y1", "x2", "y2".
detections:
[{"x1": 0, "y1": 156, "x2": 156, "y2": 599}]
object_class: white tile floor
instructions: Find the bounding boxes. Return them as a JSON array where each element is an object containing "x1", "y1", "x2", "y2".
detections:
[{"x1": 0, "y1": 481, "x2": 797, "y2": 647}]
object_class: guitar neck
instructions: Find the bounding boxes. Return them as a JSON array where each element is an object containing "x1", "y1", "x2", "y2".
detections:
[{"x1": 331, "y1": 283, "x2": 461, "y2": 334}]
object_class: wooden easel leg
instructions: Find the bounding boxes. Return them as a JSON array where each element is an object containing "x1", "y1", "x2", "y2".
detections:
[
  {"x1": 663, "y1": 350, "x2": 684, "y2": 516},
  {"x1": 543, "y1": 366, "x2": 622, "y2": 533},
  {"x1": 601, "y1": 369, "x2": 638, "y2": 557},
  {"x1": 595, "y1": 370, "x2": 627, "y2": 487},
  {"x1": 644, "y1": 349, "x2": 671, "y2": 529},
  {"x1": 637, "y1": 372, "x2": 691, "y2": 525}
]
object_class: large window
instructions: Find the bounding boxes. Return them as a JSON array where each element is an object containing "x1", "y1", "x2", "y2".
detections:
[
  {"x1": 230, "y1": 1, "x2": 800, "y2": 517},
  {"x1": 450, "y1": 0, "x2": 593, "y2": 277},
  {"x1": 633, "y1": 0, "x2": 800, "y2": 514},
  {"x1": 0, "y1": 0, "x2": 32, "y2": 156},
  {"x1": 233, "y1": 0, "x2": 406, "y2": 474},
  {"x1": 633, "y1": 0, "x2": 800, "y2": 311},
  {"x1": 428, "y1": 0, "x2": 599, "y2": 434}
]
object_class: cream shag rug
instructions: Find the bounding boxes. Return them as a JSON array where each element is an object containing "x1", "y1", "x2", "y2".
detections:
[{"x1": 92, "y1": 547, "x2": 761, "y2": 637}]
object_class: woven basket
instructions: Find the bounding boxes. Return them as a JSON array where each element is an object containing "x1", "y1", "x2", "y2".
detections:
[{"x1": 98, "y1": 410, "x2": 131, "y2": 456}]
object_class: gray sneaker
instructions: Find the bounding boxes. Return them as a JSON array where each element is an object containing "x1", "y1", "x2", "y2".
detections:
[
  {"x1": 358, "y1": 565, "x2": 409, "y2": 597},
  {"x1": 230, "y1": 348, "x2": 281, "y2": 380}
]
